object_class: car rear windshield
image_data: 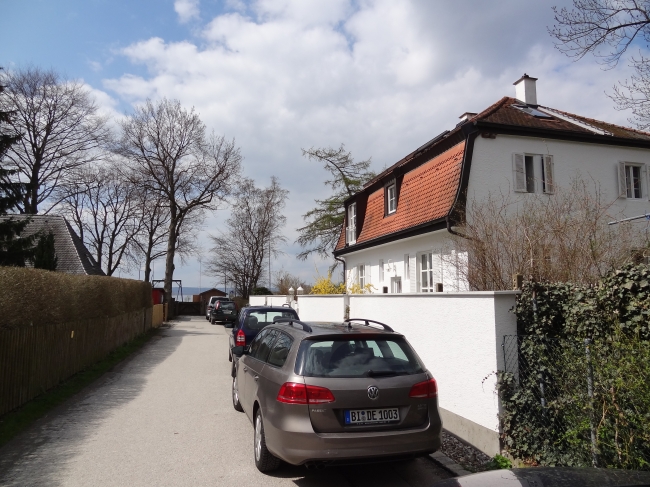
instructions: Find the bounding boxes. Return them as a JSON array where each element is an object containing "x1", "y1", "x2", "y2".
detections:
[
  {"x1": 295, "y1": 336, "x2": 424, "y2": 378},
  {"x1": 244, "y1": 310, "x2": 298, "y2": 331},
  {"x1": 219, "y1": 302, "x2": 236, "y2": 310}
]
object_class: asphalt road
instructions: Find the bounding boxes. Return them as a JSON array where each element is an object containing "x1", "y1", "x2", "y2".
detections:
[{"x1": 0, "y1": 316, "x2": 451, "y2": 487}]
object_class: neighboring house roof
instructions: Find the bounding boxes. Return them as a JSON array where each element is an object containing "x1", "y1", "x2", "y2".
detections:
[
  {"x1": 334, "y1": 92, "x2": 650, "y2": 256},
  {"x1": 0, "y1": 214, "x2": 105, "y2": 275},
  {"x1": 197, "y1": 288, "x2": 226, "y2": 297}
]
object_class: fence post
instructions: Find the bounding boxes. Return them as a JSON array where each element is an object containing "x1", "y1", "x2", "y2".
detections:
[{"x1": 584, "y1": 338, "x2": 599, "y2": 467}]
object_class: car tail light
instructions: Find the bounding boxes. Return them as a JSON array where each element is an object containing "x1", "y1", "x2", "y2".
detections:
[
  {"x1": 276, "y1": 382, "x2": 335, "y2": 404},
  {"x1": 409, "y1": 378, "x2": 438, "y2": 398},
  {"x1": 236, "y1": 329, "x2": 246, "y2": 346}
]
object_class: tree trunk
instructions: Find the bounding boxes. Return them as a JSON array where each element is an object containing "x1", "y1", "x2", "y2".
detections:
[{"x1": 163, "y1": 217, "x2": 178, "y2": 304}]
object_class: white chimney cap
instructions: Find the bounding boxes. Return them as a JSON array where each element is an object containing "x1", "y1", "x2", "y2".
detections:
[
  {"x1": 513, "y1": 74, "x2": 538, "y2": 106},
  {"x1": 458, "y1": 112, "x2": 477, "y2": 122}
]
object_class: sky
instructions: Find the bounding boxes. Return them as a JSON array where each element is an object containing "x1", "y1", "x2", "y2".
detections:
[{"x1": 1, "y1": 0, "x2": 641, "y2": 290}]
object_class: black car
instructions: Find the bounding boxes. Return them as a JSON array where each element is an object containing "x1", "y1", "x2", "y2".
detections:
[
  {"x1": 210, "y1": 300, "x2": 238, "y2": 325},
  {"x1": 228, "y1": 306, "x2": 299, "y2": 363}
]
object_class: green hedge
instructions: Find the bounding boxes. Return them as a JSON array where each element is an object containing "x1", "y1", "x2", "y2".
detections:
[
  {"x1": 0, "y1": 267, "x2": 151, "y2": 328},
  {"x1": 499, "y1": 264, "x2": 650, "y2": 469}
]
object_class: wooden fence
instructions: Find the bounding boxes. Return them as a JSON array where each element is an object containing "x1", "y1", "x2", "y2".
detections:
[
  {"x1": 0, "y1": 307, "x2": 152, "y2": 417},
  {"x1": 152, "y1": 304, "x2": 164, "y2": 328}
]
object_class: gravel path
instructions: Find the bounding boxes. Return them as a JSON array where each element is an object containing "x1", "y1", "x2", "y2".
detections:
[
  {"x1": 0, "y1": 316, "x2": 451, "y2": 487},
  {"x1": 440, "y1": 431, "x2": 491, "y2": 472}
]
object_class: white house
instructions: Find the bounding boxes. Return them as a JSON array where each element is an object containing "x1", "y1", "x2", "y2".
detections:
[{"x1": 334, "y1": 74, "x2": 650, "y2": 292}]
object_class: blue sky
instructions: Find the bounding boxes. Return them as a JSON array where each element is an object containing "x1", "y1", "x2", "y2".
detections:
[{"x1": 2, "y1": 0, "x2": 641, "y2": 289}]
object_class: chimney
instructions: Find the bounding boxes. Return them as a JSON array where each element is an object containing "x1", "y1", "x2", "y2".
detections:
[
  {"x1": 458, "y1": 112, "x2": 477, "y2": 123},
  {"x1": 513, "y1": 73, "x2": 538, "y2": 106}
]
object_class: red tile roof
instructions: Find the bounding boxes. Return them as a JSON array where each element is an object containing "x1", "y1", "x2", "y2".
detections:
[
  {"x1": 334, "y1": 141, "x2": 465, "y2": 251},
  {"x1": 334, "y1": 95, "x2": 650, "y2": 254}
]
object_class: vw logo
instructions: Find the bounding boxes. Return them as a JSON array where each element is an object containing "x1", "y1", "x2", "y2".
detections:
[{"x1": 367, "y1": 385, "x2": 379, "y2": 400}]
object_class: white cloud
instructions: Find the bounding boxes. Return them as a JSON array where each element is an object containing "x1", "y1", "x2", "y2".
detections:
[
  {"x1": 174, "y1": 0, "x2": 200, "y2": 23},
  {"x1": 103, "y1": 0, "x2": 640, "y2": 284}
]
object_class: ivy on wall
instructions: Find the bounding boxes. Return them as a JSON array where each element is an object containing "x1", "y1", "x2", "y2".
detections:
[{"x1": 499, "y1": 264, "x2": 650, "y2": 469}]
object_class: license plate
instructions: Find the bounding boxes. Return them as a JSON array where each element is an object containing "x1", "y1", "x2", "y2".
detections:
[
  {"x1": 344, "y1": 408, "x2": 399, "y2": 425},
  {"x1": 224, "y1": 310, "x2": 232, "y2": 314}
]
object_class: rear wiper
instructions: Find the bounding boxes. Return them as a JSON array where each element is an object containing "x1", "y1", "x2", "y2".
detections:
[{"x1": 366, "y1": 370, "x2": 398, "y2": 377}]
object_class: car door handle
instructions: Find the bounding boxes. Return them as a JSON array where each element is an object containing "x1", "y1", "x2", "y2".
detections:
[{"x1": 254, "y1": 375, "x2": 259, "y2": 381}]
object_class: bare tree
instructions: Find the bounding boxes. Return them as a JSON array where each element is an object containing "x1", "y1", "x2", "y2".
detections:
[
  {"x1": 117, "y1": 98, "x2": 241, "y2": 302},
  {"x1": 208, "y1": 177, "x2": 289, "y2": 299},
  {"x1": 130, "y1": 184, "x2": 200, "y2": 283},
  {"x1": 296, "y1": 145, "x2": 375, "y2": 262},
  {"x1": 448, "y1": 179, "x2": 648, "y2": 290},
  {"x1": 274, "y1": 269, "x2": 312, "y2": 295},
  {"x1": 57, "y1": 162, "x2": 141, "y2": 276},
  {"x1": 550, "y1": 1, "x2": 650, "y2": 127},
  {"x1": 0, "y1": 66, "x2": 110, "y2": 213}
]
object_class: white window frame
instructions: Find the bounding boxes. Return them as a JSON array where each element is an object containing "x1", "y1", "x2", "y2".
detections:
[
  {"x1": 379, "y1": 259, "x2": 384, "y2": 283},
  {"x1": 419, "y1": 252, "x2": 434, "y2": 293},
  {"x1": 346, "y1": 202, "x2": 357, "y2": 244},
  {"x1": 513, "y1": 153, "x2": 554, "y2": 194},
  {"x1": 387, "y1": 183, "x2": 397, "y2": 214},
  {"x1": 618, "y1": 162, "x2": 646, "y2": 199},
  {"x1": 404, "y1": 254, "x2": 409, "y2": 279},
  {"x1": 358, "y1": 264, "x2": 366, "y2": 288}
]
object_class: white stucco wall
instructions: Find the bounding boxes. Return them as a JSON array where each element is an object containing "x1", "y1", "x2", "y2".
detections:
[
  {"x1": 347, "y1": 292, "x2": 518, "y2": 454},
  {"x1": 295, "y1": 295, "x2": 347, "y2": 322},
  {"x1": 342, "y1": 230, "x2": 469, "y2": 294},
  {"x1": 468, "y1": 134, "x2": 650, "y2": 218},
  {"x1": 248, "y1": 295, "x2": 290, "y2": 307}
]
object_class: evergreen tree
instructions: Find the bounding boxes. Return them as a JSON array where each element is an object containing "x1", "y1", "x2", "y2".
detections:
[
  {"x1": 33, "y1": 231, "x2": 57, "y2": 271},
  {"x1": 0, "y1": 72, "x2": 35, "y2": 266}
]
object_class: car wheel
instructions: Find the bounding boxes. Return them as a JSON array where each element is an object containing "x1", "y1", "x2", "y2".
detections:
[
  {"x1": 232, "y1": 376, "x2": 243, "y2": 412},
  {"x1": 254, "y1": 409, "x2": 280, "y2": 472}
]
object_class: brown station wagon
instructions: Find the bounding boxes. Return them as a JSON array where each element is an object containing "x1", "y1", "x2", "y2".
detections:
[{"x1": 231, "y1": 318, "x2": 442, "y2": 472}]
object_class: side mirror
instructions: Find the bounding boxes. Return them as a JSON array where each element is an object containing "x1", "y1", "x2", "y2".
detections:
[{"x1": 231, "y1": 346, "x2": 245, "y2": 357}]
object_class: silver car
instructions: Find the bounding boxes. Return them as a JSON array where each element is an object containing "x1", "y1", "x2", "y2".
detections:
[{"x1": 231, "y1": 318, "x2": 442, "y2": 472}]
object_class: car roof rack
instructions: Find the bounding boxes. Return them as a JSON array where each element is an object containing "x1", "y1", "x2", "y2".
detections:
[
  {"x1": 344, "y1": 318, "x2": 394, "y2": 332},
  {"x1": 272, "y1": 317, "x2": 313, "y2": 333}
]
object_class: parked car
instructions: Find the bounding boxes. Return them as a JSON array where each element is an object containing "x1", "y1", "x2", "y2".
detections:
[
  {"x1": 228, "y1": 306, "x2": 299, "y2": 362},
  {"x1": 205, "y1": 295, "x2": 230, "y2": 320},
  {"x1": 210, "y1": 300, "x2": 238, "y2": 325},
  {"x1": 230, "y1": 318, "x2": 442, "y2": 472}
]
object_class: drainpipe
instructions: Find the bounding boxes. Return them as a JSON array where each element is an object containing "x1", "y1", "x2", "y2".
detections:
[
  {"x1": 446, "y1": 214, "x2": 471, "y2": 240},
  {"x1": 334, "y1": 255, "x2": 346, "y2": 286}
]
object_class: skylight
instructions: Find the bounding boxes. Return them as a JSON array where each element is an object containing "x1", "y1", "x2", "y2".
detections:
[{"x1": 511, "y1": 104, "x2": 553, "y2": 119}]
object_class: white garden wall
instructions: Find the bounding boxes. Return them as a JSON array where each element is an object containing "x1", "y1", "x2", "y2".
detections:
[
  {"x1": 296, "y1": 291, "x2": 518, "y2": 456},
  {"x1": 249, "y1": 295, "x2": 290, "y2": 307},
  {"x1": 295, "y1": 295, "x2": 347, "y2": 322}
]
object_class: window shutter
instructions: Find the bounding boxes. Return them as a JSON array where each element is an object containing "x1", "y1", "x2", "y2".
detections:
[
  {"x1": 513, "y1": 153, "x2": 526, "y2": 192},
  {"x1": 543, "y1": 155, "x2": 554, "y2": 194},
  {"x1": 409, "y1": 255, "x2": 417, "y2": 292},
  {"x1": 618, "y1": 162, "x2": 627, "y2": 198}
]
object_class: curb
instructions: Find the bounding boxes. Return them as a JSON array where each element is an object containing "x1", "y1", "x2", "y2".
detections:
[{"x1": 429, "y1": 451, "x2": 473, "y2": 477}]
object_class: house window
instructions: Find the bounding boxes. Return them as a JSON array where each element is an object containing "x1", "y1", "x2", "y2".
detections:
[
  {"x1": 619, "y1": 163, "x2": 645, "y2": 199},
  {"x1": 404, "y1": 254, "x2": 409, "y2": 278},
  {"x1": 513, "y1": 154, "x2": 554, "y2": 194},
  {"x1": 379, "y1": 259, "x2": 384, "y2": 282},
  {"x1": 346, "y1": 203, "x2": 357, "y2": 244},
  {"x1": 358, "y1": 264, "x2": 366, "y2": 288},
  {"x1": 387, "y1": 183, "x2": 397, "y2": 214},
  {"x1": 420, "y1": 253, "x2": 434, "y2": 293}
]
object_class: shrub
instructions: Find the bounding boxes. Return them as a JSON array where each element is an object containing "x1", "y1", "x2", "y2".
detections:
[
  {"x1": 0, "y1": 267, "x2": 151, "y2": 328},
  {"x1": 499, "y1": 264, "x2": 650, "y2": 469}
]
